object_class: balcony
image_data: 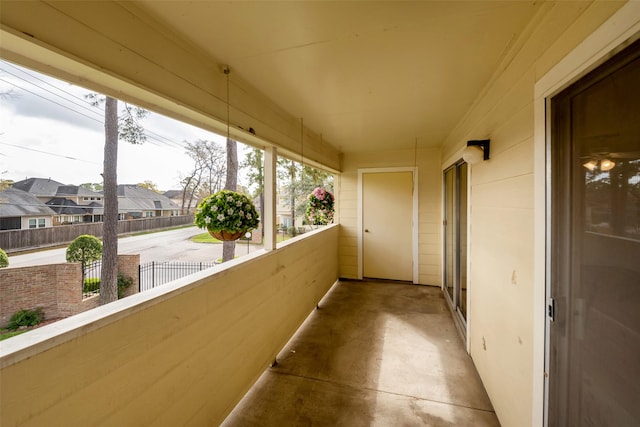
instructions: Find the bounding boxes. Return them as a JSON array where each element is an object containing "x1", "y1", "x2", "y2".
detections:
[
  {"x1": 1, "y1": 227, "x2": 339, "y2": 425},
  {"x1": 222, "y1": 280, "x2": 498, "y2": 426},
  {"x1": 0, "y1": 226, "x2": 497, "y2": 426}
]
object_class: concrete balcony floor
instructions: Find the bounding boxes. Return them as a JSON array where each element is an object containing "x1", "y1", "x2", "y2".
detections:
[{"x1": 222, "y1": 280, "x2": 500, "y2": 426}]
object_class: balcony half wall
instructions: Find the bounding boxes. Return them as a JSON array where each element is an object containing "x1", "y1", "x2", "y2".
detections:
[{"x1": 0, "y1": 225, "x2": 339, "y2": 427}]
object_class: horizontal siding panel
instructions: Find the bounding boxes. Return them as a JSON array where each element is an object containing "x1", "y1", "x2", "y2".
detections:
[
  {"x1": 471, "y1": 174, "x2": 534, "y2": 210},
  {"x1": 1, "y1": 226, "x2": 339, "y2": 426},
  {"x1": 471, "y1": 138, "x2": 534, "y2": 187}
]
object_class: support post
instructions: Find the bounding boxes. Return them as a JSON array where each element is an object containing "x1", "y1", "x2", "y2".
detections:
[{"x1": 264, "y1": 146, "x2": 277, "y2": 251}]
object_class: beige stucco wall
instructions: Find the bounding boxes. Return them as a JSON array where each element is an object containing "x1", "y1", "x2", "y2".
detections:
[
  {"x1": 338, "y1": 148, "x2": 442, "y2": 285},
  {"x1": 439, "y1": 2, "x2": 631, "y2": 426},
  {"x1": 0, "y1": 227, "x2": 339, "y2": 426}
]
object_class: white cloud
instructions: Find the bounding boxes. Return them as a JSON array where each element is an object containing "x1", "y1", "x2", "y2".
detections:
[{"x1": 0, "y1": 60, "x2": 239, "y2": 191}]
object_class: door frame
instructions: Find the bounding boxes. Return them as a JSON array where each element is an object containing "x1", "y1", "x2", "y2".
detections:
[
  {"x1": 533, "y1": 5, "x2": 640, "y2": 426},
  {"x1": 357, "y1": 167, "x2": 419, "y2": 283}
]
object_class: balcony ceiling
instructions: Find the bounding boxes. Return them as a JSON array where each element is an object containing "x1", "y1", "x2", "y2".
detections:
[{"x1": 134, "y1": 1, "x2": 541, "y2": 153}]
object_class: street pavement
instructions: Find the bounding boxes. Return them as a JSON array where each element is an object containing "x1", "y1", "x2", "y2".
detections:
[{"x1": 6, "y1": 226, "x2": 261, "y2": 268}]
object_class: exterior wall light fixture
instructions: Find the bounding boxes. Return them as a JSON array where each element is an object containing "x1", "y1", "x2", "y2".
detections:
[{"x1": 462, "y1": 139, "x2": 491, "y2": 165}]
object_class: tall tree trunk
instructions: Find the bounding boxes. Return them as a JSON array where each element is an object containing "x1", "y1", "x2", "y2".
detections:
[
  {"x1": 222, "y1": 137, "x2": 238, "y2": 262},
  {"x1": 100, "y1": 96, "x2": 119, "y2": 304}
]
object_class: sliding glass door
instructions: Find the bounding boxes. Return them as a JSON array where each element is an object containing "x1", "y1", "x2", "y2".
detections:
[{"x1": 443, "y1": 162, "x2": 468, "y2": 327}]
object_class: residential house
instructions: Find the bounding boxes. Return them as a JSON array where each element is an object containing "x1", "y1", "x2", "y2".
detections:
[
  {"x1": 118, "y1": 184, "x2": 180, "y2": 219},
  {"x1": 1, "y1": 2, "x2": 638, "y2": 426},
  {"x1": 12, "y1": 178, "x2": 104, "y2": 224},
  {"x1": 163, "y1": 189, "x2": 199, "y2": 214},
  {"x1": 11, "y1": 177, "x2": 65, "y2": 201},
  {"x1": 0, "y1": 187, "x2": 56, "y2": 230}
]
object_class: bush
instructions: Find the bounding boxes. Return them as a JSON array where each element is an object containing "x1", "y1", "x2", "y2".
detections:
[
  {"x1": 117, "y1": 273, "x2": 134, "y2": 298},
  {"x1": 66, "y1": 235, "x2": 102, "y2": 266},
  {"x1": 6, "y1": 308, "x2": 44, "y2": 331},
  {"x1": 0, "y1": 248, "x2": 8, "y2": 268},
  {"x1": 83, "y1": 278, "x2": 101, "y2": 294},
  {"x1": 82, "y1": 274, "x2": 134, "y2": 298}
]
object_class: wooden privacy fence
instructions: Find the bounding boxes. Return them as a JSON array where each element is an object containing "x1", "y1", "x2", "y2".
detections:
[{"x1": 0, "y1": 215, "x2": 194, "y2": 252}]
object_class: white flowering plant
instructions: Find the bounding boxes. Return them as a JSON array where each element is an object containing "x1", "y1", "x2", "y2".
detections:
[
  {"x1": 305, "y1": 187, "x2": 334, "y2": 225},
  {"x1": 194, "y1": 190, "x2": 260, "y2": 234}
]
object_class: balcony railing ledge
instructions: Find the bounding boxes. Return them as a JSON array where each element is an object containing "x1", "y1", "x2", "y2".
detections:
[{"x1": 1, "y1": 224, "x2": 339, "y2": 369}]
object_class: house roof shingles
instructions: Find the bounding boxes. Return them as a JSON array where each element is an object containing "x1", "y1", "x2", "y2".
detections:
[
  {"x1": 117, "y1": 185, "x2": 179, "y2": 212},
  {"x1": 0, "y1": 188, "x2": 57, "y2": 217},
  {"x1": 45, "y1": 198, "x2": 103, "y2": 215},
  {"x1": 56, "y1": 185, "x2": 103, "y2": 197},
  {"x1": 6, "y1": 179, "x2": 177, "y2": 216},
  {"x1": 12, "y1": 178, "x2": 66, "y2": 197}
]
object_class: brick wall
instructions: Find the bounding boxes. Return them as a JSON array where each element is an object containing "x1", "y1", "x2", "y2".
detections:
[
  {"x1": 0, "y1": 263, "x2": 79, "y2": 325},
  {"x1": 0, "y1": 255, "x2": 140, "y2": 326},
  {"x1": 118, "y1": 254, "x2": 140, "y2": 298}
]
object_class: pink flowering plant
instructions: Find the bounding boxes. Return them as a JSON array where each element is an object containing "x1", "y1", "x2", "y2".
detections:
[
  {"x1": 305, "y1": 187, "x2": 335, "y2": 225},
  {"x1": 194, "y1": 190, "x2": 259, "y2": 233}
]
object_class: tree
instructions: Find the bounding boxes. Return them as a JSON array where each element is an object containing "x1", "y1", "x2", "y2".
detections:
[
  {"x1": 87, "y1": 93, "x2": 148, "y2": 304},
  {"x1": 180, "y1": 139, "x2": 227, "y2": 213},
  {"x1": 101, "y1": 96, "x2": 120, "y2": 304},
  {"x1": 241, "y1": 147, "x2": 264, "y2": 232},
  {"x1": 137, "y1": 180, "x2": 160, "y2": 193},
  {"x1": 66, "y1": 235, "x2": 102, "y2": 284},
  {"x1": 277, "y1": 158, "x2": 299, "y2": 235},
  {"x1": 203, "y1": 140, "x2": 227, "y2": 195},
  {"x1": 0, "y1": 247, "x2": 8, "y2": 268},
  {"x1": 0, "y1": 179, "x2": 13, "y2": 191},
  {"x1": 276, "y1": 160, "x2": 333, "y2": 233},
  {"x1": 178, "y1": 174, "x2": 200, "y2": 214},
  {"x1": 222, "y1": 137, "x2": 238, "y2": 262},
  {"x1": 0, "y1": 170, "x2": 13, "y2": 190},
  {"x1": 79, "y1": 182, "x2": 103, "y2": 192},
  {"x1": 66, "y1": 234, "x2": 102, "y2": 265}
]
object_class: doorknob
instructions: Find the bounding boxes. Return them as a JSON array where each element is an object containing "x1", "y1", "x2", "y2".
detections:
[{"x1": 365, "y1": 229, "x2": 369, "y2": 232}]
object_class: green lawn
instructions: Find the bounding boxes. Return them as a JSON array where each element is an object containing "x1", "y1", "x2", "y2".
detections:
[
  {"x1": 191, "y1": 232, "x2": 222, "y2": 243},
  {"x1": 191, "y1": 232, "x2": 292, "y2": 244}
]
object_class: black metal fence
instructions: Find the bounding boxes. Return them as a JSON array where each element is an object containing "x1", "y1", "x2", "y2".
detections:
[
  {"x1": 82, "y1": 259, "x2": 216, "y2": 298},
  {"x1": 82, "y1": 260, "x2": 102, "y2": 299},
  {"x1": 139, "y1": 261, "x2": 218, "y2": 291}
]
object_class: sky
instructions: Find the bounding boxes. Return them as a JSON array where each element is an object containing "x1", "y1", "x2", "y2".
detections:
[{"x1": 0, "y1": 59, "x2": 235, "y2": 192}]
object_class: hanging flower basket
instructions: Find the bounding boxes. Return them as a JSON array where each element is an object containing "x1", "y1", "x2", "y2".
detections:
[
  {"x1": 305, "y1": 187, "x2": 335, "y2": 226},
  {"x1": 194, "y1": 190, "x2": 260, "y2": 241},
  {"x1": 208, "y1": 229, "x2": 246, "y2": 241}
]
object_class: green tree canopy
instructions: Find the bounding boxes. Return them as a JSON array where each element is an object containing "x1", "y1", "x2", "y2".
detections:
[
  {"x1": 66, "y1": 235, "x2": 103, "y2": 266},
  {"x1": 137, "y1": 180, "x2": 160, "y2": 193}
]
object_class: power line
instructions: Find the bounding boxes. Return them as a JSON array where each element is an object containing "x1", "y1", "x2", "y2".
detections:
[
  {"x1": 0, "y1": 64, "x2": 105, "y2": 120},
  {"x1": 1, "y1": 61, "x2": 103, "y2": 112},
  {"x1": 0, "y1": 77, "x2": 104, "y2": 125},
  {"x1": 0, "y1": 141, "x2": 101, "y2": 164},
  {"x1": 0, "y1": 76, "x2": 184, "y2": 152},
  {"x1": 1, "y1": 63, "x2": 186, "y2": 151}
]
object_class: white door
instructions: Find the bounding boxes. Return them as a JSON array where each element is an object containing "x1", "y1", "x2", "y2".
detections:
[{"x1": 362, "y1": 171, "x2": 413, "y2": 281}]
